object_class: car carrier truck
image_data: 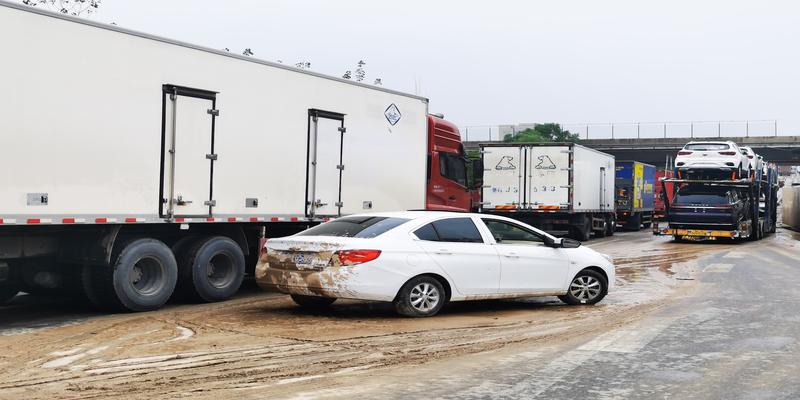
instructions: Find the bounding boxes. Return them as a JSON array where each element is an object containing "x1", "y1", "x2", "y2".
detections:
[
  {"x1": 653, "y1": 163, "x2": 778, "y2": 241},
  {"x1": 479, "y1": 143, "x2": 616, "y2": 240},
  {"x1": 614, "y1": 161, "x2": 656, "y2": 231},
  {"x1": 0, "y1": 2, "x2": 482, "y2": 309}
]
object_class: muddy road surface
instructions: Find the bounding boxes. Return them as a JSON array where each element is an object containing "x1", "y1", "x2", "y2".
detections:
[{"x1": 0, "y1": 230, "x2": 784, "y2": 399}]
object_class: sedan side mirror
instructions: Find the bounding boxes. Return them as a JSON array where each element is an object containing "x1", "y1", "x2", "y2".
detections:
[{"x1": 560, "y1": 238, "x2": 582, "y2": 248}]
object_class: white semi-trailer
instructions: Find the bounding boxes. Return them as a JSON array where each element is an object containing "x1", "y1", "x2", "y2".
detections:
[
  {"x1": 479, "y1": 143, "x2": 616, "y2": 240},
  {"x1": 0, "y1": 2, "x2": 480, "y2": 310}
]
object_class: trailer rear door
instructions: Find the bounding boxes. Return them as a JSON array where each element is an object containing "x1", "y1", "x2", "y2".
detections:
[
  {"x1": 162, "y1": 87, "x2": 217, "y2": 217},
  {"x1": 307, "y1": 110, "x2": 345, "y2": 217},
  {"x1": 526, "y1": 146, "x2": 570, "y2": 209},
  {"x1": 482, "y1": 146, "x2": 523, "y2": 209}
]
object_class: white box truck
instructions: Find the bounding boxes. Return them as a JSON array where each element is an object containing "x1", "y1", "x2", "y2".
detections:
[
  {"x1": 0, "y1": 2, "x2": 482, "y2": 311},
  {"x1": 479, "y1": 143, "x2": 616, "y2": 240}
]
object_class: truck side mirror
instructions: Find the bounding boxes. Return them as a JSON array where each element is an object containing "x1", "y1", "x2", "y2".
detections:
[{"x1": 470, "y1": 159, "x2": 484, "y2": 190}]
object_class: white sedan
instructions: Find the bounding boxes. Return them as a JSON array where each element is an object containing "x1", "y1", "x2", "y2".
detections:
[
  {"x1": 256, "y1": 211, "x2": 615, "y2": 317},
  {"x1": 675, "y1": 141, "x2": 751, "y2": 178}
]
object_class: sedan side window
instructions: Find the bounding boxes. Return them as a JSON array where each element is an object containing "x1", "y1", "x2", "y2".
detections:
[
  {"x1": 482, "y1": 219, "x2": 543, "y2": 245},
  {"x1": 413, "y1": 218, "x2": 484, "y2": 243}
]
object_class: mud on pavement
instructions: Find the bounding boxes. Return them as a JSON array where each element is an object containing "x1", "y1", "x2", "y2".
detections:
[{"x1": 0, "y1": 232, "x2": 740, "y2": 400}]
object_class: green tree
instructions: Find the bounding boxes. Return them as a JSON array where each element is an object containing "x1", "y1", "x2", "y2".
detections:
[{"x1": 503, "y1": 123, "x2": 580, "y2": 143}]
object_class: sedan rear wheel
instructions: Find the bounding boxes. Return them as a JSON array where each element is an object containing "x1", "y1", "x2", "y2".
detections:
[
  {"x1": 394, "y1": 276, "x2": 446, "y2": 317},
  {"x1": 558, "y1": 269, "x2": 608, "y2": 305}
]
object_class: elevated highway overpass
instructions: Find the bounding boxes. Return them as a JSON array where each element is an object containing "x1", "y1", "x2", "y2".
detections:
[{"x1": 465, "y1": 136, "x2": 800, "y2": 167}]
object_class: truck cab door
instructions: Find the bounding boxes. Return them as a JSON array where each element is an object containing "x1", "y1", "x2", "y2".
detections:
[{"x1": 427, "y1": 152, "x2": 471, "y2": 212}]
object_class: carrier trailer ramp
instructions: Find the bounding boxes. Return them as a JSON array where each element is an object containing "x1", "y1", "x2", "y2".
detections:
[
  {"x1": 614, "y1": 161, "x2": 656, "y2": 231},
  {"x1": 653, "y1": 165, "x2": 778, "y2": 241},
  {"x1": 479, "y1": 143, "x2": 616, "y2": 241},
  {"x1": 0, "y1": 2, "x2": 482, "y2": 310}
]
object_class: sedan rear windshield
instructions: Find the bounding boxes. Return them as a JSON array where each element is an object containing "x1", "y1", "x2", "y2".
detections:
[
  {"x1": 674, "y1": 193, "x2": 729, "y2": 206},
  {"x1": 684, "y1": 143, "x2": 730, "y2": 151},
  {"x1": 297, "y1": 216, "x2": 410, "y2": 238}
]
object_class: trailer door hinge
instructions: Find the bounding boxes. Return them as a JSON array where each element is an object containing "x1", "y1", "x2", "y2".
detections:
[
  {"x1": 561, "y1": 150, "x2": 574, "y2": 154},
  {"x1": 560, "y1": 167, "x2": 573, "y2": 171},
  {"x1": 336, "y1": 164, "x2": 345, "y2": 170},
  {"x1": 335, "y1": 202, "x2": 344, "y2": 207},
  {"x1": 206, "y1": 153, "x2": 218, "y2": 161},
  {"x1": 208, "y1": 109, "x2": 220, "y2": 117},
  {"x1": 560, "y1": 185, "x2": 573, "y2": 188},
  {"x1": 338, "y1": 127, "x2": 346, "y2": 134},
  {"x1": 204, "y1": 200, "x2": 217, "y2": 207}
]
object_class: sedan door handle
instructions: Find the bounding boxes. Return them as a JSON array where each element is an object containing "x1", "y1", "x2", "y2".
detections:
[
  {"x1": 504, "y1": 252, "x2": 520, "y2": 258},
  {"x1": 435, "y1": 249, "x2": 453, "y2": 255}
]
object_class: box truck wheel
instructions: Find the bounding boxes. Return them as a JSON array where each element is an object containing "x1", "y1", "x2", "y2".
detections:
[
  {"x1": 176, "y1": 236, "x2": 245, "y2": 303},
  {"x1": 605, "y1": 215, "x2": 616, "y2": 236},
  {"x1": 0, "y1": 282, "x2": 19, "y2": 304},
  {"x1": 573, "y1": 216, "x2": 592, "y2": 241},
  {"x1": 82, "y1": 238, "x2": 178, "y2": 312},
  {"x1": 594, "y1": 216, "x2": 608, "y2": 238},
  {"x1": 625, "y1": 213, "x2": 642, "y2": 231}
]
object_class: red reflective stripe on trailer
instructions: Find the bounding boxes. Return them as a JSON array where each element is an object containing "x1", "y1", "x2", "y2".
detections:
[
  {"x1": 271, "y1": 217, "x2": 280, "y2": 222},
  {"x1": 175, "y1": 218, "x2": 185, "y2": 223},
  {"x1": 206, "y1": 217, "x2": 216, "y2": 222},
  {"x1": 63, "y1": 218, "x2": 76, "y2": 224},
  {"x1": 290, "y1": 217, "x2": 299, "y2": 222},
  {"x1": 250, "y1": 217, "x2": 259, "y2": 222},
  {"x1": 228, "y1": 217, "x2": 237, "y2": 222},
  {"x1": 95, "y1": 218, "x2": 107, "y2": 223},
  {"x1": 0, "y1": 219, "x2": 3, "y2": 224},
  {"x1": 27, "y1": 219, "x2": 41, "y2": 224}
]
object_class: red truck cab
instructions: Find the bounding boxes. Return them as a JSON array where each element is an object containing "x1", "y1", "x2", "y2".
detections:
[{"x1": 426, "y1": 115, "x2": 483, "y2": 212}]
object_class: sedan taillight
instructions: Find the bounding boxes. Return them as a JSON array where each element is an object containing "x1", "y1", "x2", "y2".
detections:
[
  {"x1": 718, "y1": 151, "x2": 737, "y2": 156},
  {"x1": 334, "y1": 250, "x2": 382, "y2": 266},
  {"x1": 677, "y1": 151, "x2": 693, "y2": 156}
]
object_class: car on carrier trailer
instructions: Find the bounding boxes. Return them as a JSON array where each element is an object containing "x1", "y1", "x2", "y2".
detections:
[
  {"x1": 654, "y1": 157, "x2": 778, "y2": 241},
  {"x1": 0, "y1": 2, "x2": 482, "y2": 310},
  {"x1": 479, "y1": 143, "x2": 616, "y2": 241}
]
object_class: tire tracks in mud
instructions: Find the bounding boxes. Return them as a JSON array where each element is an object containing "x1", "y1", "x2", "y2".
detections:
[{"x1": 0, "y1": 298, "x2": 670, "y2": 399}]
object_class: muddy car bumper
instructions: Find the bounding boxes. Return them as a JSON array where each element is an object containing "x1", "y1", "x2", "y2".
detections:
[{"x1": 255, "y1": 261, "x2": 403, "y2": 302}]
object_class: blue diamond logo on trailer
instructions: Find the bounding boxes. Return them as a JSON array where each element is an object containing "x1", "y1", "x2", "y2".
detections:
[{"x1": 385, "y1": 103, "x2": 401, "y2": 126}]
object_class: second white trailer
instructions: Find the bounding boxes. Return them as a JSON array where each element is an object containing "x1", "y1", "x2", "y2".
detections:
[{"x1": 480, "y1": 143, "x2": 616, "y2": 240}]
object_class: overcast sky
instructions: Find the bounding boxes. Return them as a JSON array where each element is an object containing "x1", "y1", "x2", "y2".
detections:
[{"x1": 62, "y1": 1, "x2": 800, "y2": 138}]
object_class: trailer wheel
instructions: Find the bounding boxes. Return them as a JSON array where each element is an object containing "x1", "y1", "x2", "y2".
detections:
[
  {"x1": 605, "y1": 215, "x2": 616, "y2": 236},
  {"x1": 0, "y1": 282, "x2": 19, "y2": 304},
  {"x1": 176, "y1": 236, "x2": 245, "y2": 303},
  {"x1": 83, "y1": 238, "x2": 178, "y2": 312},
  {"x1": 625, "y1": 213, "x2": 642, "y2": 231},
  {"x1": 573, "y1": 216, "x2": 592, "y2": 241},
  {"x1": 595, "y1": 217, "x2": 608, "y2": 238}
]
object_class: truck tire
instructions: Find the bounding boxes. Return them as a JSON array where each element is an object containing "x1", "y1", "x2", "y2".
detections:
[
  {"x1": 176, "y1": 236, "x2": 245, "y2": 303},
  {"x1": 606, "y1": 215, "x2": 616, "y2": 236},
  {"x1": 83, "y1": 238, "x2": 178, "y2": 312},
  {"x1": 625, "y1": 213, "x2": 642, "y2": 231},
  {"x1": 394, "y1": 276, "x2": 447, "y2": 317},
  {"x1": 595, "y1": 216, "x2": 607, "y2": 238},
  {"x1": 573, "y1": 216, "x2": 592, "y2": 241},
  {"x1": 558, "y1": 269, "x2": 608, "y2": 305},
  {"x1": 290, "y1": 294, "x2": 336, "y2": 310},
  {"x1": 0, "y1": 282, "x2": 19, "y2": 304}
]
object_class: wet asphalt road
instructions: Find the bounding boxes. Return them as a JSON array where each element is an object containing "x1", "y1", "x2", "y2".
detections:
[{"x1": 300, "y1": 230, "x2": 800, "y2": 400}]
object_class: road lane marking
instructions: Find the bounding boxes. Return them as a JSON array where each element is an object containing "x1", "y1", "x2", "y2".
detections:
[
  {"x1": 703, "y1": 263, "x2": 734, "y2": 273},
  {"x1": 578, "y1": 317, "x2": 678, "y2": 353}
]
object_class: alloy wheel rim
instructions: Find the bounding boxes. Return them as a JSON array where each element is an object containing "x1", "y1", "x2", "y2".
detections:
[
  {"x1": 569, "y1": 275, "x2": 601, "y2": 301},
  {"x1": 409, "y1": 283, "x2": 440, "y2": 312}
]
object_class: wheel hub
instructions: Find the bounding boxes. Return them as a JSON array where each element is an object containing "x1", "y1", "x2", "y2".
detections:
[
  {"x1": 569, "y1": 276, "x2": 601, "y2": 301},
  {"x1": 410, "y1": 283, "x2": 440, "y2": 312}
]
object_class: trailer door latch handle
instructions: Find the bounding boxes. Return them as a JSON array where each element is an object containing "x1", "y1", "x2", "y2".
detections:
[
  {"x1": 207, "y1": 109, "x2": 220, "y2": 117},
  {"x1": 206, "y1": 153, "x2": 218, "y2": 161},
  {"x1": 175, "y1": 196, "x2": 192, "y2": 205}
]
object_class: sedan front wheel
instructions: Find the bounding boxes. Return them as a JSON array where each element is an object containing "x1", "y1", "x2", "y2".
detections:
[{"x1": 559, "y1": 269, "x2": 608, "y2": 305}]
